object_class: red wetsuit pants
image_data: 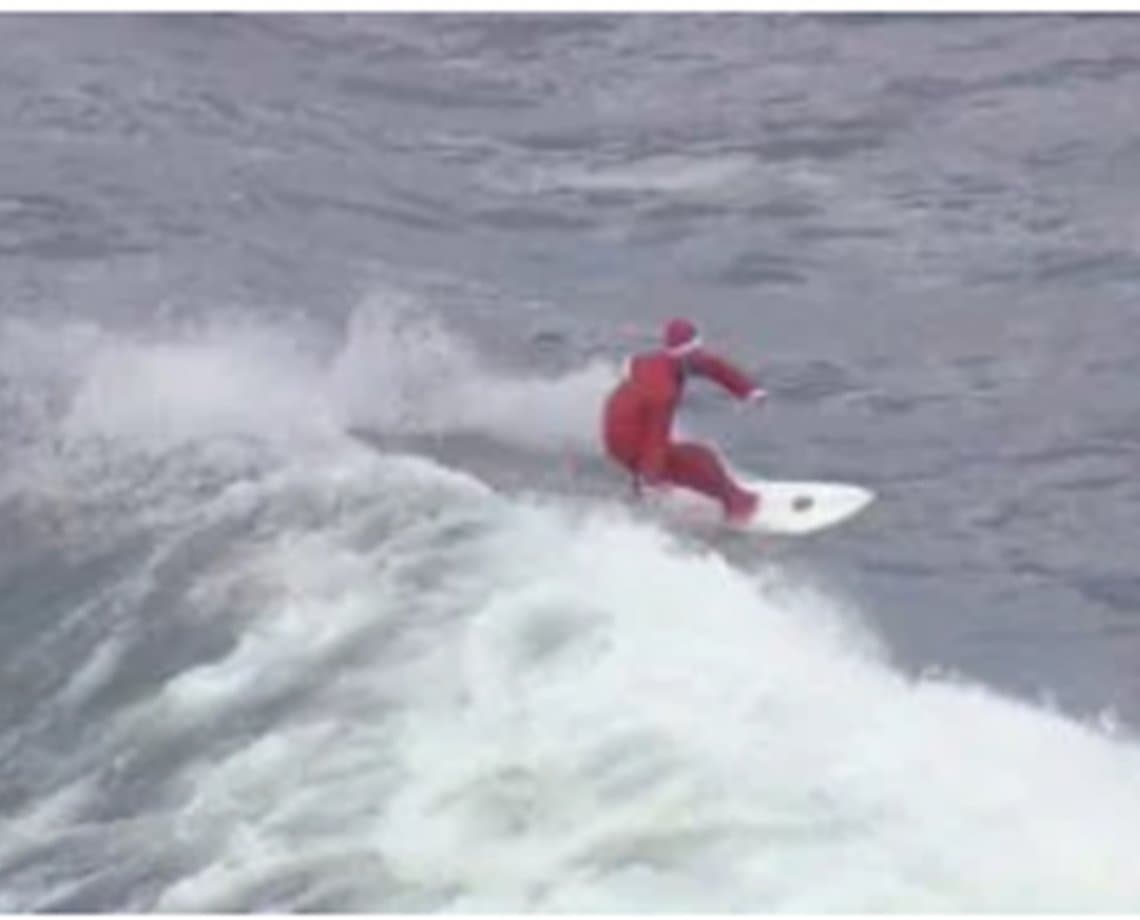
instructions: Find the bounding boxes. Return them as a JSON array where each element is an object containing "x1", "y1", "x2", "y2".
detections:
[{"x1": 602, "y1": 380, "x2": 749, "y2": 510}]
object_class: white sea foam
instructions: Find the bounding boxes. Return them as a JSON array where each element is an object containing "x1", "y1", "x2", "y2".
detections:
[
  {"x1": 329, "y1": 294, "x2": 619, "y2": 454},
  {"x1": 135, "y1": 496, "x2": 1140, "y2": 913}
]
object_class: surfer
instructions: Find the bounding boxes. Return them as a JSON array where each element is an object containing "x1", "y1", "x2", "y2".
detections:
[{"x1": 601, "y1": 317, "x2": 766, "y2": 523}]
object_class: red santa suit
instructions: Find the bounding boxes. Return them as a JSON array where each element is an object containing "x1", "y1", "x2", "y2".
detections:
[{"x1": 601, "y1": 318, "x2": 765, "y2": 523}]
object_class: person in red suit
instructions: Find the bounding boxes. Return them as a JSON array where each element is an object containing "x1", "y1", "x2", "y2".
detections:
[{"x1": 602, "y1": 317, "x2": 766, "y2": 523}]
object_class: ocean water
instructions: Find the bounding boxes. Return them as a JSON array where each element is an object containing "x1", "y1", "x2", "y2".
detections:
[{"x1": 2, "y1": 12, "x2": 1140, "y2": 911}]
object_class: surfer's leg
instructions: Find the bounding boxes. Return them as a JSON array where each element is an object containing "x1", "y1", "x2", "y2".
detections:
[
  {"x1": 602, "y1": 387, "x2": 649, "y2": 502},
  {"x1": 602, "y1": 389, "x2": 636, "y2": 465},
  {"x1": 665, "y1": 442, "x2": 758, "y2": 521}
]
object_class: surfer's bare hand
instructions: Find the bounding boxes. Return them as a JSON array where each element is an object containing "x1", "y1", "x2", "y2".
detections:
[{"x1": 740, "y1": 388, "x2": 767, "y2": 410}]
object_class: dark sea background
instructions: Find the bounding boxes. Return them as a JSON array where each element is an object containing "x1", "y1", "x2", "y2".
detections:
[{"x1": 2, "y1": 12, "x2": 1140, "y2": 911}]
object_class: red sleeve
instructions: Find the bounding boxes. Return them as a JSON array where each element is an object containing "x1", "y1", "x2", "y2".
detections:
[{"x1": 686, "y1": 348, "x2": 760, "y2": 399}]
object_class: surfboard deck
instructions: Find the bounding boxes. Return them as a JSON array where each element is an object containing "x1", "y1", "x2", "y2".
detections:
[{"x1": 648, "y1": 478, "x2": 875, "y2": 536}]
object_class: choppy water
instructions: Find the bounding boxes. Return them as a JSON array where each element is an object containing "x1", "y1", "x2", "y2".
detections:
[{"x1": 2, "y1": 13, "x2": 1140, "y2": 911}]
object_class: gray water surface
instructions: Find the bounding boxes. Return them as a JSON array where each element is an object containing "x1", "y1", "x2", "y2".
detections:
[{"x1": 2, "y1": 13, "x2": 1140, "y2": 912}]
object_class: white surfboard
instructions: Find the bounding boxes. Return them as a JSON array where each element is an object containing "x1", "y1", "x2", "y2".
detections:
[{"x1": 649, "y1": 478, "x2": 875, "y2": 536}]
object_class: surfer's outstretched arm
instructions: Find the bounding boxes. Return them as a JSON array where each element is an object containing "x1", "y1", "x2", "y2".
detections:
[{"x1": 686, "y1": 349, "x2": 764, "y2": 402}]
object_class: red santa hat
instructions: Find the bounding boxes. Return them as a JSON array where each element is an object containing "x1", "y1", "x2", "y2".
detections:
[{"x1": 663, "y1": 317, "x2": 701, "y2": 355}]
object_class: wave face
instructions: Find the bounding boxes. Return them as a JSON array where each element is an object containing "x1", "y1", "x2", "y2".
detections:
[{"x1": 2, "y1": 312, "x2": 1139, "y2": 912}]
